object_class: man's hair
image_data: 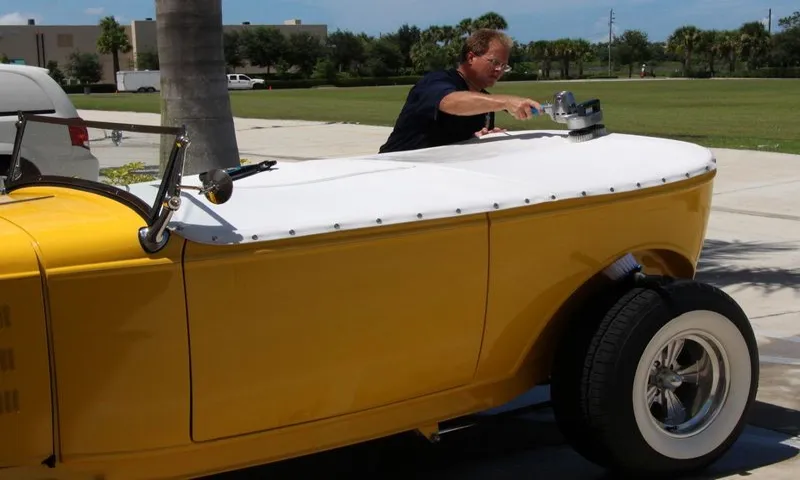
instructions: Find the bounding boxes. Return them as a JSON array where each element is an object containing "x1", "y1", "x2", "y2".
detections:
[{"x1": 459, "y1": 29, "x2": 513, "y2": 63}]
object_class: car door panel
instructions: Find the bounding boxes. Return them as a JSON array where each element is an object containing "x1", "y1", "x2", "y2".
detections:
[
  {"x1": 0, "y1": 218, "x2": 52, "y2": 466},
  {"x1": 182, "y1": 218, "x2": 489, "y2": 442}
]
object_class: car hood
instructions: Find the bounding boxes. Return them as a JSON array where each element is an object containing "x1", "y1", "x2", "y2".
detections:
[{"x1": 0, "y1": 186, "x2": 151, "y2": 271}]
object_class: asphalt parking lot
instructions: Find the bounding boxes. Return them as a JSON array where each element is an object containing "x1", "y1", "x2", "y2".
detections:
[{"x1": 80, "y1": 109, "x2": 800, "y2": 479}]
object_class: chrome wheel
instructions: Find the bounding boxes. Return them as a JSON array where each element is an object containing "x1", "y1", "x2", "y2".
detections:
[
  {"x1": 565, "y1": 280, "x2": 759, "y2": 476},
  {"x1": 632, "y1": 310, "x2": 752, "y2": 460},
  {"x1": 645, "y1": 332, "x2": 730, "y2": 438}
]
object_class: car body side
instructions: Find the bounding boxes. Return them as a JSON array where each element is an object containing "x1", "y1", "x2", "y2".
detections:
[{"x1": 0, "y1": 169, "x2": 713, "y2": 479}]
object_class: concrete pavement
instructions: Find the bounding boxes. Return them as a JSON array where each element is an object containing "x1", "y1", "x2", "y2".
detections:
[
  {"x1": 696, "y1": 147, "x2": 800, "y2": 448},
  {"x1": 79, "y1": 110, "x2": 390, "y2": 168},
  {"x1": 77, "y1": 109, "x2": 800, "y2": 478}
]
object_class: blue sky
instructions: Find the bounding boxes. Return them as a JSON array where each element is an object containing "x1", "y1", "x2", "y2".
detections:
[{"x1": 0, "y1": 0, "x2": 796, "y2": 43}]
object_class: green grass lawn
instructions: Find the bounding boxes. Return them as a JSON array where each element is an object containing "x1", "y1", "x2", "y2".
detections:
[{"x1": 70, "y1": 78, "x2": 800, "y2": 154}]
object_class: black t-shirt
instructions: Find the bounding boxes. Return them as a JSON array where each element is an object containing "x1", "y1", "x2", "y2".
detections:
[{"x1": 379, "y1": 68, "x2": 494, "y2": 154}]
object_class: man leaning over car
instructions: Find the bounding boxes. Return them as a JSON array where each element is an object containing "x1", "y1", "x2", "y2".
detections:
[{"x1": 378, "y1": 28, "x2": 543, "y2": 154}]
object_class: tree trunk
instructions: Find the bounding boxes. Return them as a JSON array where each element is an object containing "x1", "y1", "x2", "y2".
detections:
[
  {"x1": 155, "y1": 0, "x2": 239, "y2": 175},
  {"x1": 112, "y1": 51, "x2": 120, "y2": 76}
]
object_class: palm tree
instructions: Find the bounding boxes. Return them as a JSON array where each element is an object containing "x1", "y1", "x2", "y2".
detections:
[
  {"x1": 667, "y1": 25, "x2": 702, "y2": 74},
  {"x1": 717, "y1": 30, "x2": 740, "y2": 73},
  {"x1": 422, "y1": 25, "x2": 443, "y2": 44},
  {"x1": 439, "y1": 26, "x2": 457, "y2": 45},
  {"x1": 571, "y1": 38, "x2": 593, "y2": 77},
  {"x1": 456, "y1": 18, "x2": 474, "y2": 37},
  {"x1": 552, "y1": 38, "x2": 575, "y2": 79},
  {"x1": 738, "y1": 21, "x2": 771, "y2": 70},
  {"x1": 155, "y1": 0, "x2": 239, "y2": 174},
  {"x1": 473, "y1": 12, "x2": 508, "y2": 30},
  {"x1": 96, "y1": 16, "x2": 132, "y2": 76},
  {"x1": 698, "y1": 30, "x2": 721, "y2": 76},
  {"x1": 410, "y1": 39, "x2": 453, "y2": 72},
  {"x1": 529, "y1": 40, "x2": 554, "y2": 79},
  {"x1": 618, "y1": 30, "x2": 651, "y2": 77}
]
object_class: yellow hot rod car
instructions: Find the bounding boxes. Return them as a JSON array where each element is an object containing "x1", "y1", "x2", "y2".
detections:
[{"x1": 1, "y1": 93, "x2": 758, "y2": 479}]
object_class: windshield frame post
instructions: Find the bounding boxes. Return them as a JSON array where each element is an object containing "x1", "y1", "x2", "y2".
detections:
[
  {"x1": 8, "y1": 112, "x2": 27, "y2": 182},
  {"x1": 2, "y1": 113, "x2": 187, "y2": 221},
  {"x1": 147, "y1": 126, "x2": 189, "y2": 226},
  {"x1": 139, "y1": 127, "x2": 190, "y2": 253}
]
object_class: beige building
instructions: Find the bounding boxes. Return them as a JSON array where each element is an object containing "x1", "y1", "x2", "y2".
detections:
[{"x1": 0, "y1": 18, "x2": 327, "y2": 83}]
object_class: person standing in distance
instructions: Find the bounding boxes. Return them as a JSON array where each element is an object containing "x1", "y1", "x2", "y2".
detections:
[{"x1": 378, "y1": 29, "x2": 542, "y2": 154}]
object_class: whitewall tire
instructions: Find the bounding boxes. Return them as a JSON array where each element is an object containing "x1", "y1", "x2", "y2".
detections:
[{"x1": 554, "y1": 278, "x2": 759, "y2": 477}]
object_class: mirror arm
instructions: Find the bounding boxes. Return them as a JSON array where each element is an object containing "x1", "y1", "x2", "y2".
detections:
[
  {"x1": 139, "y1": 129, "x2": 190, "y2": 254},
  {"x1": 138, "y1": 135, "x2": 270, "y2": 253},
  {"x1": 138, "y1": 196, "x2": 181, "y2": 253},
  {"x1": 1, "y1": 112, "x2": 28, "y2": 194},
  {"x1": 162, "y1": 133, "x2": 190, "y2": 201}
]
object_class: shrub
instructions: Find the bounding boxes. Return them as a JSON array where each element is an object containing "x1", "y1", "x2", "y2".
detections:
[{"x1": 101, "y1": 159, "x2": 253, "y2": 186}]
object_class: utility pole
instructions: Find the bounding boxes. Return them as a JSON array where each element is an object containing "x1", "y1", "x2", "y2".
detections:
[
  {"x1": 768, "y1": 8, "x2": 772, "y2": 34},
  {"x1": 608, "y1": 8, "x2": 615, "y2": 76}
]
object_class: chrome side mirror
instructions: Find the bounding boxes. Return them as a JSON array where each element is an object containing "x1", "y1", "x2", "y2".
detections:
[{"x1": 197, "y1": 168, "x2": 234, "y2": 205}]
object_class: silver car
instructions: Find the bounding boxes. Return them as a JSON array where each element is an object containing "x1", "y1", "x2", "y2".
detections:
[{"x1": 0, "y1": 64, "x2": 100, "y2": 181}]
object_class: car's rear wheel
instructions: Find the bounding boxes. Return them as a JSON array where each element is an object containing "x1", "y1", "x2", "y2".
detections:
[
  {"x1": 555, "y1": 279, "x2": 759, "y2": 477},
  {"x1": 0, "y1": 154, "x2": 42, "y2": 180}
]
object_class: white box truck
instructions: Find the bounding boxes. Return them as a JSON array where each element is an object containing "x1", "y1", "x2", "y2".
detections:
[{"x1": 116, "y1": 70, "x2": 161, "y2": 93}]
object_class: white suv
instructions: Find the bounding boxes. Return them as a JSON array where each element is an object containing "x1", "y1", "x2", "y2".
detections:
[{"x1": 0, "y1": 64, "x2": 100, "y2": 181}]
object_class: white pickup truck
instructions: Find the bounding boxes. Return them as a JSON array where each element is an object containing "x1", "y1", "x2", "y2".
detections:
[{"x1": 226, "y1": 74, "x2": 265, "y2": 90}]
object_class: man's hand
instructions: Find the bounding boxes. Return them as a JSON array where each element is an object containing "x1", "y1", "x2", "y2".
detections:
[
  {"x1": 474, "y1": 127, "x2": 507, "y2": 138},
  {"x1": 503, "y1": 96, "x2": 543, "y2": 120}
]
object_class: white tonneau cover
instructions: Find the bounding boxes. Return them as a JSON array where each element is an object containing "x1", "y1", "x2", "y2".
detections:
[{"x1": 127, "y1": 130, "x2": 716, "y2": 245}]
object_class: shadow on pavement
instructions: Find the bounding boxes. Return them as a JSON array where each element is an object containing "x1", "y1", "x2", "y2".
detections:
[
  {"x1": 749, "y1": 400, "x2": 800, "y2": 438},
  {"x1": 208, "y1": 415, "x2": 597, "y2": 479},
  {"x1": 696, "y1": 239, "x2": 800, "y2": 293},
  {"x1": 209, "y1": 403, "x2": 799, "y2": 479},
  {"x1": 696, "y1": 421, "x2": 800, "y2": 480}
]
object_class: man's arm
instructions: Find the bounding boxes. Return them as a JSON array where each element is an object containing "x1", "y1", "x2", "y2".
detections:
[{"x1": 439, "y1": 92, "x2": 542, "y2": 120}]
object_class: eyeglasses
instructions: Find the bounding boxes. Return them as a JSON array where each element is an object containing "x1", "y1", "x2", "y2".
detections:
[{"x1": 482, "y1": 56, "x2": 512, "y2": 73}]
